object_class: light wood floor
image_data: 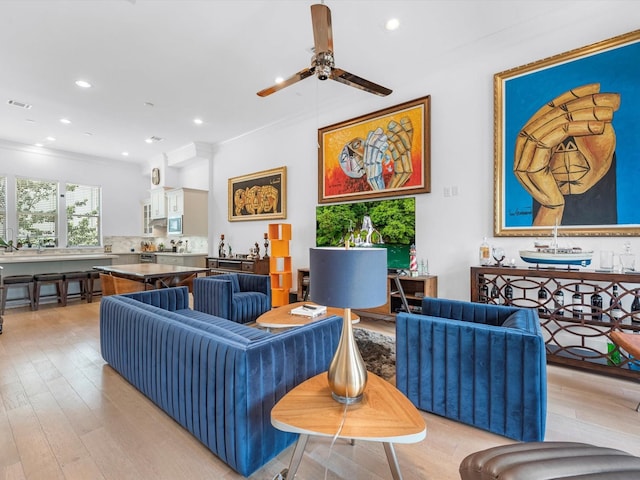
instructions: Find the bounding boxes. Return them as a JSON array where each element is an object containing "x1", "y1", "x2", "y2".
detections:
[{"x1": 1, "y1": 300, "x2": 639, "y2": 480}]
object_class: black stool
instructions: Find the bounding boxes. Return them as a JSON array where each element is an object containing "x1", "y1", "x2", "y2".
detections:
[
  {"x1": 34, "y1": 273, "x2": 65, "y2": 310},
  {"x1": 62, "y1": 271, "x2": 90, "y2": 304},
  {"x1": 1, "y1": 274, "x2": 35, "y2": 314},
  {"x1": 87, "y1": 270, "x2": 102, "y2": 303}
]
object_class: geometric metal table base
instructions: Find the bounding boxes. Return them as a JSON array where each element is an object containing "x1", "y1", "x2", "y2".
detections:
[{"x1": 276, "y1": 435, "x2": 404, "y2": 480}]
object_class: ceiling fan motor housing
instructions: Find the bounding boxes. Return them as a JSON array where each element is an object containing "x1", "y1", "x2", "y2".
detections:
[{"x1": 314, "y1": 51, "x2": 334, "y2": 80}]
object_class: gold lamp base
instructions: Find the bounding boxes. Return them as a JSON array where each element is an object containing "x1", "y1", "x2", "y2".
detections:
[{"x1": 327, "y1": 308, "x2": 367, "y2": 404}]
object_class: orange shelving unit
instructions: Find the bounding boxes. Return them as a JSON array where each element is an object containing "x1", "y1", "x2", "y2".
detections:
[{"x1": 268, "y1": 223, "x2": 292, "y2": 306}]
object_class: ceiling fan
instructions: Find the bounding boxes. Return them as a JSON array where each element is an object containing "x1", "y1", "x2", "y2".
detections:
[{"x1": 257, "y1": 3, "x2": 392, "y2": 97}]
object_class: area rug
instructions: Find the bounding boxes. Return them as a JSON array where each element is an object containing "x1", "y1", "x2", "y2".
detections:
[{"x1": 353, "y1": 328, "x2": 396, "y2": 381}]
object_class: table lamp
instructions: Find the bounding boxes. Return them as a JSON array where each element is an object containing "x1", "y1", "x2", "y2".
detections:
[{"x1": 310, "y1": 246, "x2": 387, "y2": 404}]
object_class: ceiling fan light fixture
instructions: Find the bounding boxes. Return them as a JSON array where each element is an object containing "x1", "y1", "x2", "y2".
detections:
[{"x1": 257, "y1": 4, "x2": 391, "y2": 97}]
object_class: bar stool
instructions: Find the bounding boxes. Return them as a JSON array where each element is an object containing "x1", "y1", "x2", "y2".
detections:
[
  {"x1": 87, "y1": 270, "x2": 102, "y2": 302},
  {"x1": 62, "y1": 271, "x2": 90, "y2": 304},
  {"x1": 1, "y1": 274, "x2": 35, "y2": 314},
  {"x1": 33, "y1": 273, "x2": 65, "y2": 310}
]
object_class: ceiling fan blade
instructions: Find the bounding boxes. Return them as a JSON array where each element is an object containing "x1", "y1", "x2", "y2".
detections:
[
  {"x1": 311, "y1": 4, "x2": 333, "y2": 54},
  {"x1": 257, "y1": 67, "x2": 315, "y2": 97},
  {"x1": 330, "y1": 68, "x2": 393, "y2": 97}
]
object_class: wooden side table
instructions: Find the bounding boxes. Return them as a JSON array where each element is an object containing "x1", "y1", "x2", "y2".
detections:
[{"x1": 271, "y1": 372, "x2": 426, "y2": 479}]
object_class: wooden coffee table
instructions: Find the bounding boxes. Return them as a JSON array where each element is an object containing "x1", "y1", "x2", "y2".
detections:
[
  {"x1": 256, "y1": 302, "x2": 359, "y2": 330},
  {"x1": 271, "y1": 372, "x2": 426, "y2": 479}
]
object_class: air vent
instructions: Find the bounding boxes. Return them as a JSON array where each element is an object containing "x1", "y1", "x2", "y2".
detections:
[
  {"x1": 8, "y1": 99, "x2": 32, "y2": 109},
  {"x1": 145, "y1": 135, "x2": 164, "y2": 144}
]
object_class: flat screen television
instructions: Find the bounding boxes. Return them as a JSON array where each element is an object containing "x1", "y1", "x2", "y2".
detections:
[{"x1": 315, "y1": 197, "x2": 415, "y2": 270}]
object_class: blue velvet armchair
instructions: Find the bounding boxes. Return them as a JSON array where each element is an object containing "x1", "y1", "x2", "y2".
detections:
[
  {"x1": 396, "y1": 297, "x2": 547, "y2": 442},
  {"x1": 193, "y1": 273, "x2": 271, "y2": 324}
]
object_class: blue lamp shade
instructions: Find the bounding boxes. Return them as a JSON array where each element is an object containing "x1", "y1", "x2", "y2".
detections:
[{"x1": 309, "y1": 247, "x2": 387, "y2": 309}]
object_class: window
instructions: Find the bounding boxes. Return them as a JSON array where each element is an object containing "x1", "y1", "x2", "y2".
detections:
[
  {"x1": 16, "y1": 178, "x2": 58, "y2": 246},
  {"x1": 0, "y1": 176, "x2": 6, "y2": 241},
  {"x1": 66, "y1": 183, "x2": 101, "y2": 247}
]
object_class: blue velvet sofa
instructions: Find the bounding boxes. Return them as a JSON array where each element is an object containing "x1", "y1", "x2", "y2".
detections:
[
  {"x1": 193, "y1": 273, "x2": 271, "y2": 324},
  {"x1": 99, "y1": 286, "x2": 341, "y2": 477},
  {"x1": 396, "y1": 297, "x2": 547, "y2": 442}
]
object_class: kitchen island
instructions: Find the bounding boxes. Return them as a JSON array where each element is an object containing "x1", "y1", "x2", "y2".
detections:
[{"x1": 0, "y1": 252, "x2": 117, "y2": 276}]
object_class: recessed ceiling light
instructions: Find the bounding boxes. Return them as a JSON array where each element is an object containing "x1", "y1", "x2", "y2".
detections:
[
  {"x1": 46, "y1": 136, "x2": 56, "y2": 141},
  {"x1": 121, "y1": 151, "x2": 129, "y2": 156},
  {"x1": 275, "y1": 76, "x2": 284, "y2": 84},
  {"x1": 145, "y1": 136, "x2": 163, "y2": 144},
  {"x1": 193, "y1": 118, "x2": 203, "y2": 125},
  {"x1": 60, "y1": 118, "x2": 71, "y2": 124},
  {"x1": 34, "y1": 143, "x2": 44, "y2": 147},
  {"x1": 84, "y1": 132, "x2": 93, "y2": 136},
  {"x1": 75, "y1": 80, "x2": 92, "y2": 88},
  {"x1": 8, "y1": 99, "x2": 32, "y2": 109},
  {"x1": 385, "y1": 18, "x2": 400, "y2": 31},
  {"x1": 25, "y1": 119, "x2": 35, "y2": 123}
]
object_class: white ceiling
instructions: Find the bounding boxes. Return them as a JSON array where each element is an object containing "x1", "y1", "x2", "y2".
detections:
[{"x1": 0, "y1": 0, "x2": 584, "y2": 165}]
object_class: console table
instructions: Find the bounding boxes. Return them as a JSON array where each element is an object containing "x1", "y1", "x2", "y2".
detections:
[
  {"x1": 297, "y1": 267, "x2": 437, "y2": 318},
  {"x1": 470, "y1": 266, "x2": 640, "y2": 379},
  {"x1": 206, "y1": 256, "x2": 269, "y2": 275}
]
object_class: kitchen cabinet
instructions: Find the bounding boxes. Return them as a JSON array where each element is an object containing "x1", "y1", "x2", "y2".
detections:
[
  {"x1": 111, "y1": 253, "x2": 141, "y2": 265},
  {"x1": 150, "y1": 187, "x2": 168, "y2": 219},
  {"x1": 165, "y1": 188, "x2": 208, "y2": 236},
  {"x1": 142, "y1": 199, "x2": 152, "y2": 235},
  {"x1": 155, "y1": 253, "x2": 206, "y2": 268}
]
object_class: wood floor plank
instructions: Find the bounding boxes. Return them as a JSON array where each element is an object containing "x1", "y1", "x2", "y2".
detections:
[{"x1": 0, "y1": 300, "x2": 639, "y2": 479}]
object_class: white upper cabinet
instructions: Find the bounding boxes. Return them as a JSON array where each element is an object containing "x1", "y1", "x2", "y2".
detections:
[{"x1": 166, "y1": 188, "x2": 208, "y2": 236}]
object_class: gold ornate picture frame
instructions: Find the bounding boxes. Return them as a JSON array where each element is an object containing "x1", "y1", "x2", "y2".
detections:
[
  {"x1": 494, "y1": 30, "x2": 640, "y2": 236},
  {"x1": 318, "y1": 96, "x2": 430, "y2": 204},
  {"x1": 228, "y1": 166, "x2": 286, "y2": 222}
]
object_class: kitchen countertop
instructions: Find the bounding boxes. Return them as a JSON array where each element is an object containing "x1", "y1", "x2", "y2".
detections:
[
  {"x1": 139, "y1": 252, "x2": 207, "y2": 257},
  {"x1": 0, "y1": 253, "x2": 118, "y2": 264}
]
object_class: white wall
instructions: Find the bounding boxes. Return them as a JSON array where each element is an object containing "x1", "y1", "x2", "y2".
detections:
[
  {"x1": 207, "y1": 2, "x2": 640, "y2": 300},
  {"x1": 0, "y1": 140, "x2": 148, "y2": 236}
]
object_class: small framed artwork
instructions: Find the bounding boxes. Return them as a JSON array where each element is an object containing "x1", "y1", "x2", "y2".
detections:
[
  {"x1": 318, "y1": 96, "x2": 430, "y2": 204},
  {"x1": 494, "y1": 29, "x2": 640, "y2": 236},
  {"x1": 228, "y1": 166, "x2": 287, "y2": 222}
]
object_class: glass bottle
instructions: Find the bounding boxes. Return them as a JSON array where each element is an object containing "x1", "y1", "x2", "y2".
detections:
[
  {"x1": 537, "y1": 283, "x2": 549, "y2": 315},
  {"x1": 572, "y1": 285, "x2": 583, "y2": 319},
  {"x1": 504, "y1": 278, "x2": 513, "y2": 306},
  {"x1": 590, "y1": 287, "x2": 603, "y2": 321},
  {"x1": 553, "y1": 288, "x2": 564, "y2": 317},
  {"x1": 479, "y1": 278, "x2": 489, "y2": 303},
  {"x1": 630, "y1": 290, "x2": 640, "y2": 370},
  {"x1": 479, "y1": 237, "x2": 491, "y2": 266},
  {"x1": 610, "y1": 285, "x2": 623, "y2": 324},
  {"x1": 607, "y1": 341, "x2": 622, "y2": 366},
  {"x1": 631, "y1": 289, "x2": 640, "y2": 328},
  {"x1": 490, "y1": 283, "x2": 500, "y2": 305}
]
